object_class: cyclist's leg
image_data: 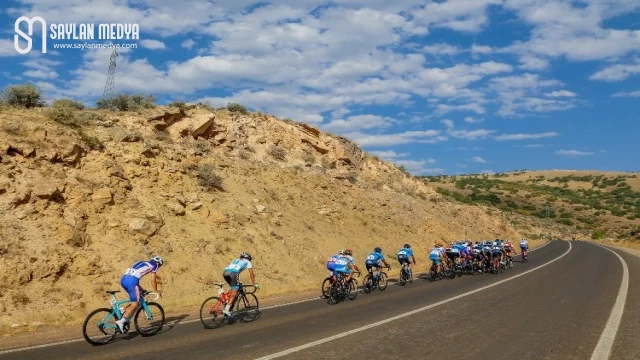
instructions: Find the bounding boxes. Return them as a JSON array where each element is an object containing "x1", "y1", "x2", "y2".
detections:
[
  {"x1": 223, "y1": 271, "x2": 240, "y2": 315},
  {"x1": 117, "y1": 276, "x2": 140, "y2": 330}
]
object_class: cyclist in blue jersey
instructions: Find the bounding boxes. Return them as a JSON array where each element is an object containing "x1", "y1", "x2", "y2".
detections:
[
  {"x1": 116, "y1": 256, "x2": 164, "y2": 333},
  {"x1": 334, "y1": 249, "x2": 359, "y2": 283},
  {"x1": 222, "y1": 252, "x2": 257, "y2": 317},
  {"x1": 365, "y1": 247, "x2": 390, "y2": 274},
  {"x1": 429, "y1": 243, "x2": 445, "y2": 276},
  {"x1": 397, "y1": 243, "x2": 416, "y2": 272},
  {"x1": 326, "y1": 250, "x2": 344, "y2": 273}
]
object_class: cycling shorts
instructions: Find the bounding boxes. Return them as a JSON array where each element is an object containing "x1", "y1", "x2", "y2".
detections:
[
  {"x1": 326, "y1": 262, "x2": 337, "y2": 272},
  {"x1": 223, "y1": 271, "x2": 241, "y2": 290},
  {"x1": 521, "y1": 245, "x2": 528, "y2": 251},
  {"x1": 397, "y1": 255, "x2": 411, "y2": 264},
  {"x1": 365, "y1": 263, "x2": 381, "y2": 272},
  {"x1": 446, "y1": 252, "x2": 460, "y2": 260},
  {"x1": 334, "y1": 267, "x2": 352, "y2": 276},
  {"x1": 431, "y1": 258, "x2": 441, "y2": 265},
  {"x1": 120, "y1": 275, "x2": 141, "y2": 302}
]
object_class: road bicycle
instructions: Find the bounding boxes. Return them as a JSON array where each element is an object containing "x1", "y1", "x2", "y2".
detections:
[
  {"x1": 363, "y1": 266, "x2": 390, "y2": 292},
  {"x1": 199, "y1": 283, "x2": 260, "y2": 329},
  {"x1": 398, "y1": 262, "x2": 412, "y2": 286},
  {"x1": 321, "y1": 273, "x2": 337, "y2": 299},
  {"x1": 82, "y1": 290, "x2": 164, "y2": 346},
  {"x1": 328, "y1": 272, "x2": 359, "y2": 304},
  {"x1": 505, "y1": 255, "x2": 514, "y2": 269},
  {"x1": 521, "y1": 247, "x2": 529, "y2": 262}
]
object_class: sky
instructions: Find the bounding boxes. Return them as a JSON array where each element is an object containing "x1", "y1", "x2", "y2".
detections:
[{"x1": 1, "y1": 0, "x2": 639, "y2": 175}]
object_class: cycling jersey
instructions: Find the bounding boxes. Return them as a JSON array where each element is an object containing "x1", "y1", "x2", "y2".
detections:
[
  {"x1": 224, "y1": 258, "x2": 253, "y2": 273},
  {"x1": 365, "y1": 252, "x2": 385, "y2": 266},
  {"x1": 333, "y1": 257, "x2": 352, "y2": 275},
  {"x1": 326, "y1": 254, "x2": 341, "y2": 271},
  {"x1": 397, "y1": 248, "x2": 413, "y2": 264},
  {"x1": 429, "y1": 247, "x2": 442, "y2": 260},
  {"x1": 123, "y1": 261, "x2": 158, "y2": 279},
  {"x1": 121, "y1": 261, "x2": 158, "y2": 302},
  {"x1": 520, "y1": 240, "x2": 528, "y2": 249},
  {"x1": 504, "y1": 243, "x2": 513, "y2": 252},
  {"x1": 492, "y1": 246, "x2": 503, "y2": 255}
]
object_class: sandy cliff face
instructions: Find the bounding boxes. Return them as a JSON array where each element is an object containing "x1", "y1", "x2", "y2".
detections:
[{"x1": 0, "y1": 106, "x2": 541, "y2": 331}]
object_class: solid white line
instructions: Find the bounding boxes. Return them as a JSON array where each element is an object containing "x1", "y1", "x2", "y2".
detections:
[
  {"x1": 589, "y1": 243, "x2": 629, "y2": 360},
  {"x1": 254, "y1": 241, "x2": 572, "y2": 360},
  {"x1": 0, "y1": 240, "x2": 553, "y2": 355}
]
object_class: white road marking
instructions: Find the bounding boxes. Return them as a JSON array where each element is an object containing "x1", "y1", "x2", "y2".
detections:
[
  {"x1": 0, "y1": 240, "x2": 553, "y2": 355},
  {"x1": 589, "y1": 243, "x2": 629, "y2": 360},
  {"x1": 254, "y1": 241, "x2": 572, "y2": 360}
]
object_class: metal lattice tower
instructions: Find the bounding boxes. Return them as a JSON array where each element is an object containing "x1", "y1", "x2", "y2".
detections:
[{"x1": 103, "y1": 45, "x2": 119, "y2": 98}]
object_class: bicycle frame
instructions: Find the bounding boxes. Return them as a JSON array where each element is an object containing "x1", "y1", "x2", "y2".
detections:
[{"x1": 98, "y1": 293, "x2": 157, "y2": 331}]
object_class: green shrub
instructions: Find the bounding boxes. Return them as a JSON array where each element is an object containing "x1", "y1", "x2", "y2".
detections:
[
  {"x1": 154, "y1": 130, "x2": 172, "y2": 143},
  {"x1": 592, "y1": 230, "x2": 605, "y2": 240},
  {"x1": 2, "y1": 123, "x2": 24, "y2": 136},
  {"x1": 1, "y1": 83, "x2": 45, "y2": 108},
  {"x1": 557, "y1": 218, "x2": 574, "y2": 226},
  {"x1": 168, "y1": 101, "x2": 186, "y2": 110},
  {"x1": 46, "y1": 105, "x2": 80, "y2": 126},
  {"x1": 96, "y1": 94, "x2": 156, "y2": 111},
  {"x1": 346, "y1": 172, "x2": 358, "y2": 183},
  {"x1": 194, "y1": 140, "x2": 210, "y2": 154},
  {"x1": 198, "y1": 165, "x2": 223, "y2": 191},
  {"x1": 52, "y1": 98, "x2": 84, "y2": 110},
  {"x1": 302, "y1": 153, "x2": 315, "y2": 165},
  {"x1": 267, "y1": 146, "x2": 286, "y2": 161},
  {"x1": 77, "y1": 130, "x2": 104, "y2": 150},
  {"x1": 226, "y1": 103, "x2": 248, "y2": 114}
]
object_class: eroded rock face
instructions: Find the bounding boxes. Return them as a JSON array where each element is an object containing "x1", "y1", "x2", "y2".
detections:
[{"x1": 128, "y1": 218, "x2": 157, "y2": 236}]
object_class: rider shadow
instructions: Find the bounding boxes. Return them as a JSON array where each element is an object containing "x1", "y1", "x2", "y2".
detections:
[{"x1": 156, "y1": 314, "x2": 190, "y2": 335}]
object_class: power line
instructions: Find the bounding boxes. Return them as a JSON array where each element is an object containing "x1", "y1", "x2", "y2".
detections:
[{"x1": 103, "y1": 45, "x2": 118, "y2": 98}]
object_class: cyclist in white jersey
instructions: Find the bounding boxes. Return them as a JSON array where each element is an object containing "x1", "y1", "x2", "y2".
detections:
[
  {"x1": 116, "y1": 256, "x2": 164, "y2": 333},
  {"x1": 222, "y1": 252, "x2": 257, "y2": 317}
]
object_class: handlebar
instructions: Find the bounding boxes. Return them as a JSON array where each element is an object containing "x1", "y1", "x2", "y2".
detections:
[{"x1": 142, "y1": 291, "x2": 161, "y2": 301}]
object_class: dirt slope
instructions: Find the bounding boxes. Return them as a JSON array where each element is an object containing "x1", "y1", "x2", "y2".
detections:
[{"x1": 0, "y1": 106, "x2": 547, "y2": 333}]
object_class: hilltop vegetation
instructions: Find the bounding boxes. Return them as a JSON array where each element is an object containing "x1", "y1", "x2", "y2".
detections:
[{"x1": 421, "y1": 170, "x2": 640, "y2": 241}]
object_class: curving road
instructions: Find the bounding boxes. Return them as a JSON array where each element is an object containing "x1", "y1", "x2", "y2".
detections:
[{"x1": 1, "y1": 241, "x2": 638, "y2": 360}]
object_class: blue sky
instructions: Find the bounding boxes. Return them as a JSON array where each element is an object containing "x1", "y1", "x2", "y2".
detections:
[{"x1": 1, "y1": 0, "x2": 639, "y2": 175}]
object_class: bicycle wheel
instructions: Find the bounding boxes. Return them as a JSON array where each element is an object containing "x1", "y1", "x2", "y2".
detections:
[
  {"x1": 398, "y1": 268, "x2": 407, "y2": 286},
  {"x1": 236, "y1": 293, "x2": 260, "y2": 322},
  {"x1": 82, "y1": 308, "x2": 118, "y2": 346},
  {"x1": 321, "y1": 277, "x2": 332, "y2": 298},
  {"x1": 347, "y1": 279, "x2": 358, "y2": 300},
  {"x1": 199, "y1": 296, "x2": 227, "y2": 329},
  {"x1": 363, "y1": 274, "x2": 373, "y2": 294},
  {"x1": 134, "y1": 302, "x2": 165, "y2": 336},
  {"x1": 429, "y1": 266, "x2": 437, "y2": 281},
  {"x1": 377, "y1": 272, "x2": 388, "y2": 291},
  {"x1": 329, "y1": 281, "x2": 342, "y2": 304}
]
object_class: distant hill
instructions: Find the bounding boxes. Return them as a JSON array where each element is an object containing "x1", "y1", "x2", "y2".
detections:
[{"x1": 420, "y1": 170, "x2": 640, "y2": 241}]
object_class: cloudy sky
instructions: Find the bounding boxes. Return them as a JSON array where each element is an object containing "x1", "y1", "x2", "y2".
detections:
[{"x1": 2, "y1": 0, "x2": 639, "y2": 175}]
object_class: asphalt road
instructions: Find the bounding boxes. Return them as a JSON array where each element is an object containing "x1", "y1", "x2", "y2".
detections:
[{"x1": 1, "y1": 240, "x2": 637, "y2": 360}]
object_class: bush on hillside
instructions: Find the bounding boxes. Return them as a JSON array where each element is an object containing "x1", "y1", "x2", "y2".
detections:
[
  {"x1": 96, "y1": 94, "x2": 156, "y2": 111},
  {"x1": 267, "y1": 145, "x2": 286, "y2": 161},
  {"x1": 198, "y1": 165, "x2": 224, "y2": 191},
  {"x1": 226, "y1": 103, "x2": 248, "y2": 114},
  {"x1": 1, "y1": 83, "x2": 45, "y2": 108},
  {"x1": 52, "y1": 98, "x2": 85, "y2": 110}
]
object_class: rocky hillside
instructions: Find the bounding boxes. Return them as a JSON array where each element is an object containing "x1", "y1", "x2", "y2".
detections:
[
  {"x1": 0, "y1": 104, "x2": 550, "y2": 332},
  {"x1": 422, "y1": 170, "x2": 640, "y2": 242}
]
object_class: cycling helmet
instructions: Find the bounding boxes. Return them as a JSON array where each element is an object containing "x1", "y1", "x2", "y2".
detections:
[
  {"x1": 240, "y1": 252, "x2": 252, "y2": 261},
  {"x1": 521, "y1": 237, "x2": 526, "y2": 241},
  {"x1": 343, "y1": 249, "x2": 353, "y2": 256},
  {"x1": 339, "y1": 249, "x2": 345, "y2": 255},
  {"x1": 150, "y1": 255, "x2": 164, "y2": 266},
  {"x1": 374, "y1": 247, "x2": 382, "y2": 253},
  {"x1": 404, "y1": 243, "x2": 411, "y2": 249}
]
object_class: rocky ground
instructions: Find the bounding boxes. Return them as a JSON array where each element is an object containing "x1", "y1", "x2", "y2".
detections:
[{"x1": 0, "y1": 105, "x2": 556, "y2": 333}]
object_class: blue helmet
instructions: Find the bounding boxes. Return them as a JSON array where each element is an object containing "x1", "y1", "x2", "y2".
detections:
[
  {"x1": 404, "y1": 243, "x2": 411, "y2": 249},
  {"x1": 374, "y1": 247, "x2": 382, "y2": 253}
]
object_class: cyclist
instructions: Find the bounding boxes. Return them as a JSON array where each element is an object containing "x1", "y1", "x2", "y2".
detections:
[
  {"x1": 446, "y1": 242, "x2": 461, "y2": 267},
  {"x1": 503, "y1": 240, "x2": 514, "y2": 261},
  {"x1": 472, "y1": 242, "x2": 484, "y2": 273},
  {"x1": 222, "y1": 252, "x2": 257, "y2": 317},
  {"x1": 116, "y1": 256, "x2": 164, "y2": 333},
  {"x1": 366, "y1": 247, "x2": 390, "y2": 272},
  {"x1": 520, "y1": 238, "x2": 529, "y2": 259},
  {"x1": 481, "y1": 241, "x2": 493, "y2": 271},
  {"x1": 326, "y1": 250, "x2": 344, "y2": 274},
  {"x1": 397, "y1": 244, "x2": 416, "y2": 277},
  {"x1": 492, "y1": 241, "x2": 504, "y2": 266},
  {"x1": 429, "y1": 243, "x2": 445, "y2": 276},
  {"x1": 338, "y1": 249, "x2": 360, "y2": 284}
]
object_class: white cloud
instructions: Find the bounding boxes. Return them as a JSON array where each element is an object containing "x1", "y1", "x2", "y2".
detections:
[
  {"x1": 518, "y1": 54, "x2": 549, "y2": 70},
  {"x1": 464, "y1": 116, "x2": 484, "y2": 123},
  {"x1": 140, "y1": 40, "x2": 167, "y2": 50},
  {"x1": 495, "y1": 132, "x2": 559, "y2": 141},
  {"x1": 395, "y1": 159, "x2": 438, "y2": 174},
  {"x1": 441, "y1": 119, "x2": 455, "y2": 128},
  {"x1": 422, "y1": 43, "x2": 461, "y2": 56},
  {"x1": 181, "y1": 39, "x2": 197, "y2": 50},
  {"x1": 22, "y1": 58, "x2": 61, "y2": 80},
  {"x1": 350, "y1": 130, "x2": 446, "y2": 147},
  {"x1": 612, "y1": 90, "x2": 640, "y2": 98},
  {"x1": 471, "y1": 44, "x2": 493, "y2": 54},
  {"x1": 472, "y1": 156, "x2": 487, "y2": 163},
  {"x1": 523, "y1": 144, "x2": 546, "y2": 148},
  {"x1": 590, "y1": 63, "x2": 640, "y2": 82},
  {"x1": 323, "y1": 114, "x2": 393, "y2": 133},
  {"x1": 449, "y1": 129, "x2": 496, "y2": 140},
  {"x1": 481, "y1": 170, "x2": 495, "y2": 174},
  {"x1": 0, "y1": 39, "x2": 20, "y2": 57},
  {"x1": 368, "y1": 150, "x2": 409, "y2": 160},
  {"x1": 545, "y1": 90, "x2": 577, "y2": 98},
  {"x1": 556, "y1": 149, "x2": 594, "y2": 156},
  {"x1": 488, "y1": 73, "x2": 575, "y2": 116},
  {"x1": 436, "y1": 103, "x2": 486, "y2": 115}
]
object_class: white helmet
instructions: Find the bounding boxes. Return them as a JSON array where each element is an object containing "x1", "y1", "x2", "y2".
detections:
[{"x1": 150, "y1": 255, "x2": 164, "y2": 266}]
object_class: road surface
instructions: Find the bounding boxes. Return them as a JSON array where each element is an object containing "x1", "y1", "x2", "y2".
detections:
[{"x1": 1, "y1": 240, "x2": 638, "y2": 359}]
